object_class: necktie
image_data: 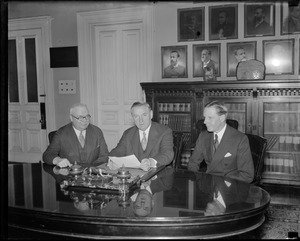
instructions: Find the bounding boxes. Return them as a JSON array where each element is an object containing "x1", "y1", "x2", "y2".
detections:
[
  {"x1": 79, "y1": 131, "x2": 85, "y2": 148},
  {"x1": 141, "y1": 132, "x2": 147, "y2": 151},
  {"x1": 213, "y1": 134, "x2": 219, "y2": 154}
]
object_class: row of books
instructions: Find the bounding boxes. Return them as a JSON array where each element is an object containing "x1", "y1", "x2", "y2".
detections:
[
  {"x1": 158, "y1": 103, "x2": 191, "y2": 112},
  {"x1": 264, "y1": 158, "x2": 299, "y2": 174},
  {"x1": 159, "y1": 114, "x2": 191, "y2": 132}
]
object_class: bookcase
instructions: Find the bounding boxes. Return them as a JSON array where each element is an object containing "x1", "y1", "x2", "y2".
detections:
[{"x1": 141, "y1": 80, "x2": 300, "y2": 186}]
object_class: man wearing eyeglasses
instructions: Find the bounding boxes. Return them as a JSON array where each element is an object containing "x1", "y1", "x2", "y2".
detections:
[{"x1": 43, "y1": 103, "x2": 109, "y2": 168}]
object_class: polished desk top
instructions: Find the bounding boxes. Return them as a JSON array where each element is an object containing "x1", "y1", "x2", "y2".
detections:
[{"x1": 8, "y1": 162, "x2": 270, "y2": 239}]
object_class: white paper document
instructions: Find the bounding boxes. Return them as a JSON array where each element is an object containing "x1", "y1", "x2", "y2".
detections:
[{"x1": 108, "y1": 154, "x2": 141, "y2": 168}]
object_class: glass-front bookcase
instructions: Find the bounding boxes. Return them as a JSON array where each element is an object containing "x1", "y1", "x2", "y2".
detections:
[
  {"x1": 156, "y1": 101, "x2": 193, "y2": 152},
  {"x1": 261, "y1": 100, "x2": 300, "y2": 186}
]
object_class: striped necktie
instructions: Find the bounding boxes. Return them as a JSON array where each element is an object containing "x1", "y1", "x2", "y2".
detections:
[
  {"x1": 213, "y1": 134, "x2": 219, "y2": 154},
  {"x1": 141, "y1": 132, "x2": 147, "y2": 151},
  {"x1": 79, "y1": 131, "x2": 85, "y2": 148}
]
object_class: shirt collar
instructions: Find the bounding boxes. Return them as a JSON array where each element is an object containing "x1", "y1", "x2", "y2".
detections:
[
  {"x1": 139, "y1": 124, "x2": 151, "y2": 138},
  {"x1": 214, "y1": 124, "x2": 227, "y2": 142},
  {"x1": 73, "y1": 126, "x2": 86, "y2": 137}
]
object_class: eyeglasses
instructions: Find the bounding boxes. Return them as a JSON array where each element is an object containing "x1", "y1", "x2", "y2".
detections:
[{"x1": 71, "y1": 114, "x2": 91, "y2": 122}]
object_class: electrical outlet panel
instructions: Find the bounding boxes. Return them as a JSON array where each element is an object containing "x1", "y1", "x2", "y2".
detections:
[{"x1": 59, "y1": 80, "x2": 76, "y2": 94}]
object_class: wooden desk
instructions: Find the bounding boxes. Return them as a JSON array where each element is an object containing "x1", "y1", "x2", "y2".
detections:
[{"x1": 8, "y1": 162, "x2": 270, "y2": 239}]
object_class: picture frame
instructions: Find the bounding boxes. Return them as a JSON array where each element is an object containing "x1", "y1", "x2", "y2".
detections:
[
  {"x1": 227, "y1": 41, "x2": 256, "y2": 77},
  {"x1": 209, "y1": 4, "x2": 238, "y2": 40},
  {"x1": 263, "y1": 39, "x2": 294, "y2": 75},
  {"x1": 161, "y1": 45, "x2": 188, "y2": 78},
  {"x1": 281, "y1": 2, "x2": 300, "y2": 35},
  {"x1": 193, "y1": 43, "x2": 220, "y2": 79},
  {"x1": 178, "y1": 7, "x2": 205, "y2": 42},
  {"x1": 244, "y1": 3, "x2": 275, "y2": 38}
]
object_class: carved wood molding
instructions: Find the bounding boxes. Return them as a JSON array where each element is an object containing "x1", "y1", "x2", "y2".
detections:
[
  {"x1": 258, "y1": 88, "x2": 300, "y2": 97},
  {"x1": 203, "y1": 89, "x2": 253, "y2": 97},
  {"x1": 146, "y1": 89, "x2": 195, "y2": 97}
]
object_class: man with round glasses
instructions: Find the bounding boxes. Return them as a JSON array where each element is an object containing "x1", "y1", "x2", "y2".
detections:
[{"x1": 43, "y1": 103, "x2": 109, "y2": 168}]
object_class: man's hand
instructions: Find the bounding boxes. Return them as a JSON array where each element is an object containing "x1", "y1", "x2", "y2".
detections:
[
  {"x1": 140, "y1": 158, "x2": 152, "y2": 172},
  {"x1": 53, "y1": 157, "x2": 72, "y2": 168}
]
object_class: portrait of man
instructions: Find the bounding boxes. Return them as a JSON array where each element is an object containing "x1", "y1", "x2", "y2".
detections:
[
  {"x1": 178, "y1": 7, "x2": 204, "y2": 41},
  {"x1": 245, "y1": 4, "x2": 275, "y2": 37},
  {"x1": 227, "y1": 42, "x2": 256, "y2": 77},
  {"x1": 209, "y1": 5, "x2": 237, "y2": 40},
  {"x1": 162, "y1": 46, "x2": 187, "y2": 78},
  {"x1": 193, "y1": 44, "x2": 220, "y2": 79},
  {"x1": 282, "y1": 2, "x2": 300, "y2": 34}
]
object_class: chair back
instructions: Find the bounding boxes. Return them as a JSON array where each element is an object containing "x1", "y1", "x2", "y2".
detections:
[
  {"x1": 48, "y1": 130, "x2": 57, "y2": 143},
  {"x1": 171, "y1": 132, "x2": 183, "y2": 168},
  {"x1": 236, "y1": 59, "x2": 265, "y2": 80},
  {"x1": 245, "y1": 133, "x2": 267, "y2": 185}
]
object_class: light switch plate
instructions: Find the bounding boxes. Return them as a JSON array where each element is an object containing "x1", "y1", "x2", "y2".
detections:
[{"x1": 59, "y1": 80, "x2": 76, "y2": 94}]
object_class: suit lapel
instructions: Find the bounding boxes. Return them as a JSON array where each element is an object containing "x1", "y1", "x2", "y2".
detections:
[{"x1": 132, "y1": 128, "x2": 140, "y2": 155}]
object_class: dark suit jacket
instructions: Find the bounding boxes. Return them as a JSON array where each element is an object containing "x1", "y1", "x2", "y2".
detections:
[
  {"x1": 188, "y1": 125, "x2": 254, "y2": 183},
  {"x1": 43, "y1": 123, "x2": 109, "y2": 167},
  {"x1": 109, "y1": 122, "x2": 174, "y2": 166},
  {"x1": 194, "y1": 59, "x2": 217, "y2": 77},
  {"x1": 164, "y1": 65, "x2": 186, "y2": 77}
]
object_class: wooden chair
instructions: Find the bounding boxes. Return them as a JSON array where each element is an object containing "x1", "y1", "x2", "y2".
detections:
[
  {"x1": 245, "y1": 133, "x2": 267, "y2": 186},
  {"x1": 48, "y1": 130, "x2": 57, "y2": 143},
  {"x1": 170, "y1": 132, "x2": 183, "y2": 169}
]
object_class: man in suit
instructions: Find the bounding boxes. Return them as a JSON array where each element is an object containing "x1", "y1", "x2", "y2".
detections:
[
  {"x1": 213, "y1": 11, "x2": 235, "y2": 39},
  {"x1": 43, "y1": 103, "x2": 109, "y2": 168},
  {"x1": 187, "y1": 100, "x2": 254, "y2": 183},
  {"x1": 163, "y1": 51, "x2": 186, "y2": 77},
  {"x1": 108, "y1": 102, "x2": 174, "y2": 171},
  {"x1": 195, "y1": 49, "x2": 217, "y2": 81},
  {"x1": 247, "y1": 6, "x2": 272, "y2": 35}
]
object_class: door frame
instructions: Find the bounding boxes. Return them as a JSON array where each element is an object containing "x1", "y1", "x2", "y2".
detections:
[{"x1": 8, "y1": 16, "x2": 55, "y2": 161}]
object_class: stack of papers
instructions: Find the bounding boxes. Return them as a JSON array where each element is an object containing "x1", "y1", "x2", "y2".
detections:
[{"x1": 108, "y1": 154, "x2": 141, "y2": 169}]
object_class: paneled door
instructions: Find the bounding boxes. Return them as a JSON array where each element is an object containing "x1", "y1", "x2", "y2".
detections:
[
  {"x1": 8, "y1": 17, "x2": 53, "y2": 163},
  {"x1": 77, "y1": 6, "x2": 153, "y2": 151}
]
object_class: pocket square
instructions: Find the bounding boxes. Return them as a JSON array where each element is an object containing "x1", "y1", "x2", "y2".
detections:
[{"x1": 224, "y1": 152, "x2": 232, "y2": 157}]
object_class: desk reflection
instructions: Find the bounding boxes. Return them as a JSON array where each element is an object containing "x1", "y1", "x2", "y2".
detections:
[{"x1": 8, "y1": 162, "x2": 270, "y2": 239}]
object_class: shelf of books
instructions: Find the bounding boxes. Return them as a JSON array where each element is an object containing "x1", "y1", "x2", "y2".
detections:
[
  {"x1": 157, "y1": 102, "x2": 192, "y2": 152},
  {"x1": 262, "y1": 102, "x2": 300, "y2": 185}
]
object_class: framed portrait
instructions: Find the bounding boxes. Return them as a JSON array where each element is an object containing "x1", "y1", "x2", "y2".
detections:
[
  {"x1": 209, "y1": 5, "x2": 238, "y2": 40},
  {"x1": 263, "y1": 39, "x2": 294, "y2": 75},
  {"x1": 193, "y1": 44, "x2": 220, "y2": 79},
  {"x1": 161, "y1": 45, "x2": 188, "y2": 78},
  {"x1": 281, "y1": 2, "x2": 300, "y2": 35},
  {"x1": 178, "y1": 7, "x2": 205, "y2": 42},
  {"x1": 227, "y1": 41, "x2": 256, "y2": 77},
  {"x1": 244, "y1": 3, "x2": 275, "y2": 37}
]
